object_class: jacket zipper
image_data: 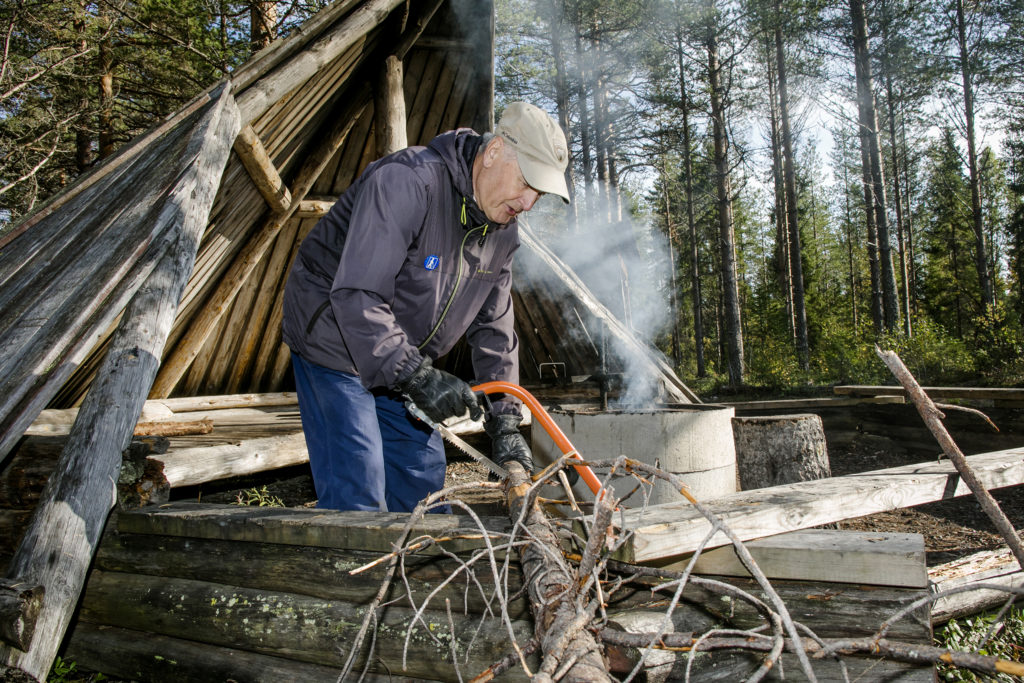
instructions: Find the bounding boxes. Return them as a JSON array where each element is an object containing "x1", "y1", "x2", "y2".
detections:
[{"x1": 418, "y1": 224, "x2": 485, "y2": 350}]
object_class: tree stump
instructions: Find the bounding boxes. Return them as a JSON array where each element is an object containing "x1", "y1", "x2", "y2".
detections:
[{"x1": 732, "y1": 414, "x2": 831, "y2": 490}]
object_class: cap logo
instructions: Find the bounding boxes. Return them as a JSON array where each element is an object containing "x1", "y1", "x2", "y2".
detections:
[{"x1": 501, "y1": 131, "x2": 520, "y2": 145}]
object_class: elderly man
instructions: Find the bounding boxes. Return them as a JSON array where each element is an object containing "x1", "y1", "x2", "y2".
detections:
[{"x1": 282, "y1": 102, "x2": 570, "y2": 511}]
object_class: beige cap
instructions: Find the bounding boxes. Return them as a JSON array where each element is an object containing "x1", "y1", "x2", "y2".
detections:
[{"x1": 495, "y1": 102, "x2": 571, "y2": 203}]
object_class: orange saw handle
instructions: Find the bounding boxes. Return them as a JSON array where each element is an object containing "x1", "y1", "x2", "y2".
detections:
[{"x1": 472, "y1": 381, "x2": 603, "y2": 498}]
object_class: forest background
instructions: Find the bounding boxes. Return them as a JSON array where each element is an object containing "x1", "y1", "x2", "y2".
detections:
[{"x1": 2, "y1": 0, "x2": 1023, "y2": 396}]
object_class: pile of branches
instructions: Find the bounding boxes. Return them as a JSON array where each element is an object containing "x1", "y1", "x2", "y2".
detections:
[{"x1": 338, "y1": 352, "x2": 1024, "y2": 682}]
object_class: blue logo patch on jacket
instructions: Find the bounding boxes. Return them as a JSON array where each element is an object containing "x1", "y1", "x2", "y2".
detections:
[{"x1": 424, "y1": 255, "x2": 440, "y2": 271}]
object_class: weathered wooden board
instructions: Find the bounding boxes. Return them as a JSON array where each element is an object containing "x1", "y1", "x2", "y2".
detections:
[
  {"x1": 77, "y1": 570, "x2": 534, "y2": 681},
  {"x1": 679, "y1": 529, "x2": 929, "y2": 587},
  {"x1": 835, "y1": 385, "x2": 1024, "y2": 400},
  {"x1": 65, "y1": 623, "x2": 357, "y2": 683},
  {"x1": 154, "y1": 432, "x2": 309, "y2": 487},
  {"x1": 117, "y1": 502, "x2": 513, "y2": 556},
  {"x1": 929, "y1": 547, "x2": 1024, "y2": 624},
  {"x1": 616, "y1": 447, "x2": 1024, "y2": 563}
]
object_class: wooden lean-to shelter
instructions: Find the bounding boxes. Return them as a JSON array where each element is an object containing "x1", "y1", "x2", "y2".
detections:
[
  {"x1": 1, "y1": 0, "x2": 1021, "y2": 679},
  {"x1": 0, "y1": 0, "x2": 697, "y2": 678}
]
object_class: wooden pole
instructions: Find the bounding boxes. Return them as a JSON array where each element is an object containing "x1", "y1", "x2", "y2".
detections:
[
  {"x1": 233, "y1": 0, "x2": 406, "y2": 125},
  {"x1": 374, "y1": 54, "x2": 407, "y2": 158},
  {"x1": 232, "y1": 124, "x2": 291, "y2": 213},
  {"x1": 0, "y1": 84, "x2": 239, "y2": 679}
]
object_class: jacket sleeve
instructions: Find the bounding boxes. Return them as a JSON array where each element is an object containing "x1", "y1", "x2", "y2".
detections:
[
  {"x1": 466, "y1": 253, "x2": 521, "y2": 416},
  {"x1": 331, "y1": 163, "x2": 426, "y2": 389}
]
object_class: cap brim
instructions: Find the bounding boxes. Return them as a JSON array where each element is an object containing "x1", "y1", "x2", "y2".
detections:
[{"x1": 518, "y1": 153, "x2": 571, "y2": 203}]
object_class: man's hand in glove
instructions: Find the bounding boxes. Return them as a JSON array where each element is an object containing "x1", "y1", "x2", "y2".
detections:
[
  {"x1": 397, "y1": 358, "x2": 483, "y2": 424},
  {"x1": 484, "y1": 414, "x2": 532, "y2": 473}
]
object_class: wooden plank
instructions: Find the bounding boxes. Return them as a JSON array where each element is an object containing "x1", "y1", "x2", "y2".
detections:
[
  {"x1": 116, "y1": 502, "x2": 512, "y2": 555},
  {"x1": 834, "y1": 385, "x2": 1024, "y2": 400},
  {"x1": 0, "y1": 85, "x2": 241, "y2": 679},
  {"x1": 225, "y1": 213, "x2": 301, "y2": 393},
  {"x1": 617, "y1": 447, "x2": 1024, "y2": 563},
  {"x1": 929, "y1": 547, "x2": 1024, "y2": 623},
  {"x1": 65, "y1": 623, "x2": 354, "y2": 683},
  {"x1": 723, "y1": 396, "x2": 905, "y2": 411},
  {"x1": 676, "y1": 529, "x2": 929, "y2": 587},
  {"x1": 94, "y1": 528, "x2": 528, "y2": 618}
]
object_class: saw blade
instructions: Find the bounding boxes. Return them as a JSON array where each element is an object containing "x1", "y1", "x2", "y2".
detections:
[
  {"x1": 435, "y1": 423, "x2": 508, "y2": 479},
  {"x1": 404, "y1": 400, "x2": 508, "y2": 478}
]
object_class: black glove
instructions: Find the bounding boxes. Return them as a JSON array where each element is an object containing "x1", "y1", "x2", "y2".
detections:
[
  {"x1": 484, "y1": 414, "x2": 533, "y2": 473},
  {"x1": 397, "y1": 357, "x2": 483, "y2": 424}
]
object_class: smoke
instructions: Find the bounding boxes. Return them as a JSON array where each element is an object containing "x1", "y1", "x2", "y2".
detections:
[{"x1": 517, "y1": 202, "x2": 674, "y2": 408}]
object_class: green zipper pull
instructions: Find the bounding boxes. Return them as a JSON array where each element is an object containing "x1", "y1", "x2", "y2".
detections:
[
  {"x1": 478, "y1": 224, "x2": 488, "y2": 247},
  {"x1": 460, "y1": 197, "x2": 468, "y2": 226}
]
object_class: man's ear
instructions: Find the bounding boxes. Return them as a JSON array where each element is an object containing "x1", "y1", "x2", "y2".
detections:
[{"x1": 482, "y1": 136, "x2": 504, "y2": 168}]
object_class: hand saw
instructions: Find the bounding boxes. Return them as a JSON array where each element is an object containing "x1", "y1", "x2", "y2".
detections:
[{"x1": 404, "y1": 401, "x2": 508, "y2": 479}]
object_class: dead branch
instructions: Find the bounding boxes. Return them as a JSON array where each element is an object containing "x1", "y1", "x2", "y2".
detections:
[
  {"x1": 598, "y1": 630, "x2": 1024, "y2": 677},
  {"x1": 504, "y1": 460, "x2": 615, "y2": 682},
  {"x1": 876, "y1": 346, "x2": 1024, "y2": 569}
]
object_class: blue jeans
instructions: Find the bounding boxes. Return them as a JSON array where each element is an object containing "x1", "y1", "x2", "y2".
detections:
[{"x1": 291, "y1": 353, "x2": 448, "y2": 512}]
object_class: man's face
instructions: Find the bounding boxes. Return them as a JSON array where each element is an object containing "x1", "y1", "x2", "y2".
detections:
[{"x1": 475, "y1": 138, "x2": 543, "y2": 225}]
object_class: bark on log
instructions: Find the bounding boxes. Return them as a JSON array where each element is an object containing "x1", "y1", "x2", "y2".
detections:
[
  {"x1": 0, "y1": 580, "x2": 43, "y2": 653},
  {"x1": 732, "y1": 413, "x2": 831, "y2": 490},
  {"x1": 503, "y1": 461, "x2": 614, "y2": 682},
  {"x1": 0, "y1": 84, "x2": 239, "y2": 678}
]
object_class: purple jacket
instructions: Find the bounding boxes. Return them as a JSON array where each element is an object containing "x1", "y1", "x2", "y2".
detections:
[{"x1": 282, "y1": 129, "x2": 520, "y2": 410}]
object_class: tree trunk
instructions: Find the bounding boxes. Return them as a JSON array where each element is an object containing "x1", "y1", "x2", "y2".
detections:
[
  {"x1": 765, "y1": 37, "x2": 795, "y2": 342},
  {"x1": 504, "y1": 462, "x2": 614, "y2": 682},
  {"x1": 955, "y1": 0, "x2": 995, "y2": 310},
  {"x1": 706, "y1": 1, "x2": 744, "y2": 386},
  {"x1": 849, "y1": 0, "x2": 900, "y2": 332},
  {"x1": 548, "y1": 0, "x2": 576, "y2": 230},
  {"x1": 660, "y1": 158, "x2": 682, "y2": 368},
  {"x1": 677, "y1": 30, "x2": 705, "y2": 377},
  {"x1": 250, "y1": 1, "x2": 277, "y2": 53},
  {"x1": 775, "y1": 21, "x2": 810, "y2": 370},
  {"x1": 97, "y1": 8, "x2": 115, "y2": 161},
  {"x1": 575, "y1": 34, "x2": 593, "y2": 227},
  {"x1": 732, "y1": 414, "x2": 831, "y2": 490}
]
